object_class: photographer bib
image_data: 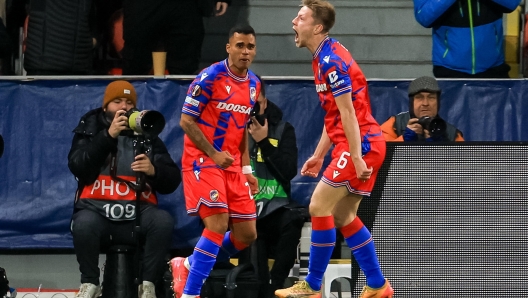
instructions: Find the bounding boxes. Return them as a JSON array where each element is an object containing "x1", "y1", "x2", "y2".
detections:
[{"x1": 77, "y1": 135, "x2": 157, "y2": 221}]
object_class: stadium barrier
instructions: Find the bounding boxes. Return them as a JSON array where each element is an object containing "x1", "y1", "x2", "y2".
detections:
[{"x1": 1, "y1": 77, "x2": 527, "y2": 251}]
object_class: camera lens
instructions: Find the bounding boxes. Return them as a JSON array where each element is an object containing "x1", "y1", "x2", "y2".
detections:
[
  {"x1": 429, "y1": 118, "x2": 447, "y2": 137},
  {"x1": 418, "y1": 116, "x2": 432, "y2": 129},
  {"x1": 125, "y1": 108, "x2": 165, "y2": 137}
]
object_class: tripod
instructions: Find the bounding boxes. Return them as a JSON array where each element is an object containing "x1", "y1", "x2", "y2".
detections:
[{"x1": 132, "y1": 134, "x2": 151, "y2": 292}]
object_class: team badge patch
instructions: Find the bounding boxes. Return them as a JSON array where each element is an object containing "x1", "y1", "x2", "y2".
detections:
[
  {"x1": 250, "y1": 87, "x2": 256, "y2": 101},
  {"x1": 192, "y1": 85, "x2": 202, "y2": 97},
  {"x1": 210, "y1": 190, "x2": 219, "y2": 202}
]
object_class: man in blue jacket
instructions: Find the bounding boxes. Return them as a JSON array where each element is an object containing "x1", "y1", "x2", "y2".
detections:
[{"x1": 414, "y1": 0, "x2": 520, "y2": 78}]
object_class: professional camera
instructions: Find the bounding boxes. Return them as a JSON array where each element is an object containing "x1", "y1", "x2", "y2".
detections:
[
  {"x1": 125, "y1": 108, "x2": 166, "y2": 138},
  {"x1": 418, "y1": 116, "x2": 446, "y2": 138},
  {"x1": 249, "y1": 102, "x2": 266, "y2": 126}
]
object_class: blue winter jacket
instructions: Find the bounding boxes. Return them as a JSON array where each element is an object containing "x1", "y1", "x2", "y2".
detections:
[{"x1": 414, "y1": 0, "x2": 520, "y2": 74}]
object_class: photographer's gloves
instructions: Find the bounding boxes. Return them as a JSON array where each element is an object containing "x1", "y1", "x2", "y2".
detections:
[{"x1": 403, "y1": 127, "x2": 418, "y2": 142}]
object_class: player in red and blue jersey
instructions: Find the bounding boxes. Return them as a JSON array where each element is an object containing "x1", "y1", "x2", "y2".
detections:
[
  {"x1": 276, "y1": 1, "x2": 394, "y2": 298},
  {"x1": 170, "y1": 24, "x2": 261, "y2": 298}
]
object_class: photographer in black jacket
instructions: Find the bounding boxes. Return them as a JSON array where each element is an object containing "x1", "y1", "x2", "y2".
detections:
[
  {"x1": 68, "y1": 80, "x2": 181, "y2": 298},
  {"x1": 246, "y1": 78, "x2": 306, "y2": 298}
]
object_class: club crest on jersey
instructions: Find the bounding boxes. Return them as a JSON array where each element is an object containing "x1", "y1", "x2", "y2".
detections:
[
  {"x1": 250, "y1": 87, "x2": 256, "y2": 101},
  {"x1": 191, "y1": 85, "x2": 202, "y2": 97},
  {"x1": 210, "y1": 190, "x2": 219, "y2": 202}
]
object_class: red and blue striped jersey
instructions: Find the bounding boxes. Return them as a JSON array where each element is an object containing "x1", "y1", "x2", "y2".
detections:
[
  {"x1": 181, "y1": 59, "x2": 261, "y2": 172},
  {"x1": 312, "y1": 37, "x2": 383, "y2": 145}
]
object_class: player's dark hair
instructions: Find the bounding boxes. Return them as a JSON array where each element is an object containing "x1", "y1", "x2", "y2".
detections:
[
  {"x1": 228, "y1": 24, "x2": 256, "y2": 39},
  {"x1": 302, "y1": 0, "x2": 335, "y2": 33},
  {"x1": 256, "y1": 75, "x2": 266, "y2": 98}
]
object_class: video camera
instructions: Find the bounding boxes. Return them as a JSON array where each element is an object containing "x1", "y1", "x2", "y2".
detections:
[
  {"x1": 124, "y1": 108, "x2": 166, "y2": 138},
  {"x1": 417, "y1": 116, "x2": 447, "y2": 139}
]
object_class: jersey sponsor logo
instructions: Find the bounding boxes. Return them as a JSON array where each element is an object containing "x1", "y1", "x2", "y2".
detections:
[
  {"x1": 316, "y1": 83, "x2": 327, "y2": 92},
  {"x1": 185, "y1": 96, "x2": 200, "y2": 107},
  {"x1": 323, "y1": 55, "x2": 330, "y2": 63},
  {"x1": 216, "y1": 102, "x2": 252, "y2": 114},
  {"x1": 210, "y1": 190, "x2": 219, "y2": 202},
  {"x1": 328, "y1": 71, "x2": 338, "y2": 83},
  {"x1": 200, "y1": 72, "x2": 208, "y2": 81},
  {"x1": 333, "y1": 170, "x2": 340, "y2": 179},
  {"x1": 226, "y1": 85, "x2": 231, "y2": 94},
  {"x1": 330, "y1": 79, "x2": 345, "y2": 89},
  {"x1": 191, "y1": 85, "x2": 202, "y2": 97}
]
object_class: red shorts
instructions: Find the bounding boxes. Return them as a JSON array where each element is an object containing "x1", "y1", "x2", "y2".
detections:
[
  {"x1": 321, "y1": 141, "x2": 386, "y2": 196},
  {"x1": 182, "y1": 167, "x2": 256, "y2": 222}
]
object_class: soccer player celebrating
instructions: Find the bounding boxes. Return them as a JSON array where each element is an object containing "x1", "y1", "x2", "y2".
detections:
[
  {"x1": 275, "y1": 1, "x2": 394, "y2": 298},
  {"x1": 170, "y1": 24, "x2": 261, "y2": 298}
]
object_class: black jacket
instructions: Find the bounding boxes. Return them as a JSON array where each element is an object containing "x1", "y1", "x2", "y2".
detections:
[
  {"x1": 254, "y1": 100, "x2": 298, "y2": 196},
  {"x1": 24, "y1": 0, "x2": 96, "y2": 74},
  {"x1": 68, "y1": 108, "x2": 181, "y2": 200},
  {"x1": 0, "y1": 18, "x2": 11, "y2": 59}
]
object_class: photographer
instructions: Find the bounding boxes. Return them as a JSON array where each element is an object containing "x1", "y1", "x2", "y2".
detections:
[
  {"x1": 68, "y1": 80, "x2": 181, "y2": 298},
  {"x1": 381, "y1": 76, "x2": 464, "y2": 142},
  {"x1": 245, "y1": 78, "x2": 306, "y2": 298}
]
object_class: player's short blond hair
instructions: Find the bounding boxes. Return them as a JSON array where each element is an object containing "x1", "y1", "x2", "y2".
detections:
[{"x1": 302, "y1": 0, "x2": 335, "y2": 33}]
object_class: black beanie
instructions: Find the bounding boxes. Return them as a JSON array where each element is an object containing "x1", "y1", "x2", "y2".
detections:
[{"x1": 408, "y1": 76, "x2": 441, "y2": 118}]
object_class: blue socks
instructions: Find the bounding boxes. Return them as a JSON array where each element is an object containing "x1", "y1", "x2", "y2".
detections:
[
  {"x1": 340, "y1": 216, "x2": 385, "y2": 289},
  {"x1": 184, "y1": 229, "x2": 223, "y2": 296},
  {"x1": 305, "y1": 216, "x2": 336, "y2": 291}
]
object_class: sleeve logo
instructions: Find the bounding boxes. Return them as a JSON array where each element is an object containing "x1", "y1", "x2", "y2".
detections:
[
  {"x1": 185, "y1": 96, "x2": 200, "y2": 107},
  {"x1": 191, "y1": 85, "x2": 202, "y2": 97},
  {"x1": 328, "y1": 71, "x2": 338, "y2": 83}
]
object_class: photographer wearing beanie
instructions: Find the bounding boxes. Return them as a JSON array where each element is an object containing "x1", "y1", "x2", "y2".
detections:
[
  {"x1": 381, "y1": 76, "x2": 464, "y2": 142},
  {"x1": 68, "y1": 80, "x2": 181, "y2": 298}
]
